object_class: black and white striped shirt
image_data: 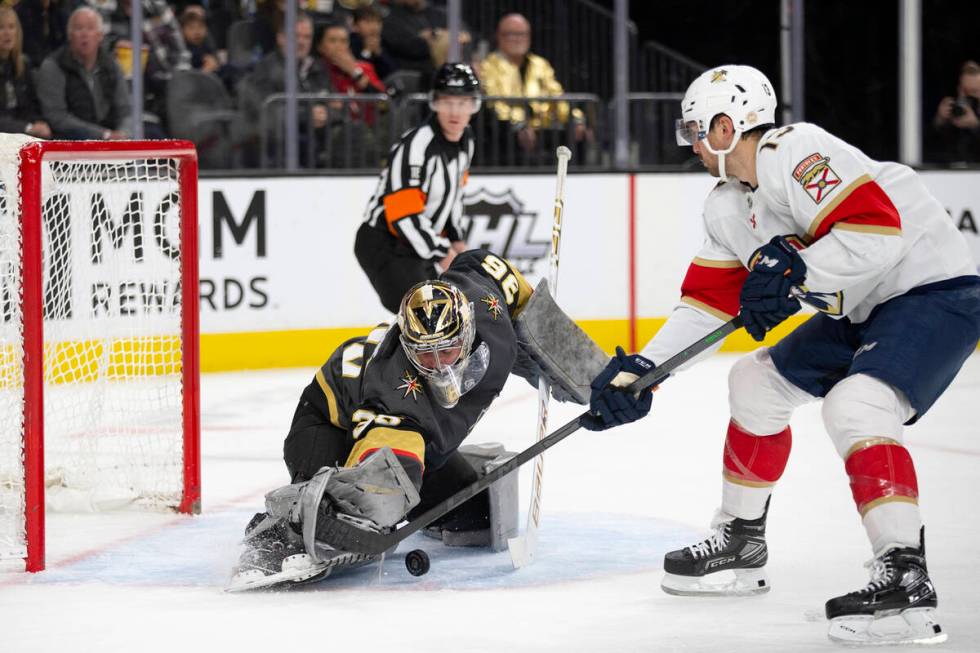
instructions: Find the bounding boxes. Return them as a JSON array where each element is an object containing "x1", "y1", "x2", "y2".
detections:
[{"x1": 363, "y1": 115, "x2": 474, "y2": 260}]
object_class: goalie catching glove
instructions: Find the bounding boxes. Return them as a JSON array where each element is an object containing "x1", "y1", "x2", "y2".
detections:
[
  {"x1": 740, "y1": 236, "x2": 807, "y2": 342},
  {"x1": 580, "y1": 346, "x2": 655, "y2": 431}
]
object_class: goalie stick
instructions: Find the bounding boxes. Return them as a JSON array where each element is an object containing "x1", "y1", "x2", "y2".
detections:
[
  {"x1": 315, "y1": 316, "x2": 744, "y2": 556},
  {"x1": 507, "y1": 145, "x2": 572, "y2": 569}
]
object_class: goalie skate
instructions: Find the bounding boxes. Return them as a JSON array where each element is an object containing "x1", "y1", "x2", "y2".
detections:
[
  {"x1": 825, "y1": 530, "x2": 946, "y2": 646},
  {"x1": 226, "y1": 513, "x2": 379, "y2": 593},
  {"x1": 661, "y1": 506, "x2": 770, "y2": 597}
]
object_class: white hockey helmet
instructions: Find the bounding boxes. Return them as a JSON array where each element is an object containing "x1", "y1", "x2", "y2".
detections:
[
  {"x1": 676, "y1": 65, "x2": 777, "y2": 147},
  {"x1": 674, "y1": 65, "x2": 776, "y2": 179}
]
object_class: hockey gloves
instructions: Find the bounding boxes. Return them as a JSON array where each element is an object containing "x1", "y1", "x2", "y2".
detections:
[
  {"x1": 740, "y1": 236, "x2": 807, "y2": 342},
  {"x1": 580, "y1": 346, "x2": 655, "y2": 431}
]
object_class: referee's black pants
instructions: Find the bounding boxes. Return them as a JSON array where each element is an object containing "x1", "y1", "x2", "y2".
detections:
[{"x1": 354, "y1": 223, "x2": 438, "y2": 313}]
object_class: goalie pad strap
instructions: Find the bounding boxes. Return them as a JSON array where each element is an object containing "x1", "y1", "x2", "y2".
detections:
[
  {"x1": 514, "y1": 280, "x2": 608, "y2": 405},
  {"x1": 264, "y1": 448, "x2": 421, "y2": 562}
]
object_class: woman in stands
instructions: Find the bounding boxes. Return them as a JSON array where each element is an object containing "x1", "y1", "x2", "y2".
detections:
[{"x1": 0, "y1": 6, "x2": 51, "y2": 139}]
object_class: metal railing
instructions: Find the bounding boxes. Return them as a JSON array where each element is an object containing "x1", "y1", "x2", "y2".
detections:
[
  {"x1": 634, "y1": 41, "x2": 707, "y2": 93},
  {"x1": 259, "y1": 93, "x2": 398, "y2": 170},
  {"x1": 258, "y1": 93, "x2": 606, "y2": 170},
  {"x1": 403, "y1": 93, "x2": 604, "y2": 169},
  {"x1": 617, "y1": 93, "x2": 700, "y2": 168}
]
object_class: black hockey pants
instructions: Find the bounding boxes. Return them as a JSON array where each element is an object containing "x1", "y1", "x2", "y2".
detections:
[{"x1": 354, "y1": 223, "x2": 439, "y2": 313}]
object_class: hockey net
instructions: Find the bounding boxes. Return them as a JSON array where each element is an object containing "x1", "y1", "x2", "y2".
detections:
[{"x1": 0, "y1": 136, "x2": 199, "y2": 571}]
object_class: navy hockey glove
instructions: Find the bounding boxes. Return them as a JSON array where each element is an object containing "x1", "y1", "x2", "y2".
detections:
[
  {"x1": 580, "y1": 346, "x2": 655, "y2": 431},
  {"x1": 740, "y1": 236, "x2": 807, "y2": 342}
]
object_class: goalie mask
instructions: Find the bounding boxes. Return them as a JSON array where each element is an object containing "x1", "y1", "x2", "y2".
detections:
[{"x1": 398, "y1": 280, "x2": 489, "y2": 409}]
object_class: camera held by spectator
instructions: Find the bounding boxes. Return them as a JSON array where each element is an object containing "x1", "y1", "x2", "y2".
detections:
[{"x1": 933, "y1": 60, "x2": 980, "y2": 163}]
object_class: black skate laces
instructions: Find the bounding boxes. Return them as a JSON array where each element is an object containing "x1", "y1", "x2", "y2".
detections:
[{"x1": 687, "y1": 523, "x2": 731, "y2": 560}]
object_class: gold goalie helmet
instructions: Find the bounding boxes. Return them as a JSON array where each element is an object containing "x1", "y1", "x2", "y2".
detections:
[{"x1": 397, "y1": 280, "x2": 489, "y2": 408}]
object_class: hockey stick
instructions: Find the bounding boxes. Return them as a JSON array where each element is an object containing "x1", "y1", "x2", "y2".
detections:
[
  {"x1": 315, "y1": 316, "x2": 744, "y2": 556},
  {"x1": 507, "y1": 145, "x2": 572, "y2": 569}
]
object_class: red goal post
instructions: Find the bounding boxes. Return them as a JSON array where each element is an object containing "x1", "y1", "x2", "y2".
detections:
[{"x1": 2, "y1": 139, "x2": 200, "y2": 572}]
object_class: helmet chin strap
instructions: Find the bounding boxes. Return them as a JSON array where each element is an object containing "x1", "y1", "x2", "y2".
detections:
[{"x1": 701, "y1": 130, "x2": 742, "y2": 180}]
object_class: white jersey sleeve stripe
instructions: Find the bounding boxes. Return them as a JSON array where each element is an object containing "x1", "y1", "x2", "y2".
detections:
[
  {"x1": 409, "y1": 126, "x2": 433, "y2": 169},
  {"x1": 641, "y1": 303, "x2": 727, "y2": 370},
  {"x1": 389, "y1": 144, "x2": 404, "y2": 189}
]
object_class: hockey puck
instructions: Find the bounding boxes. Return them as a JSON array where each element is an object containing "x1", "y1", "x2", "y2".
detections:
[{"x1": 405, "y1": 549, "x2": 430, "y2": 576}]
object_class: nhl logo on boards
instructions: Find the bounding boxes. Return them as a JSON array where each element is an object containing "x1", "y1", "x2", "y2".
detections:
[
  {"x1": 793, "y1": 152, "x2": 841, "y2": 204},
  {"x1": 462, "y1": 187, "x2": 549, "y2": 275}
]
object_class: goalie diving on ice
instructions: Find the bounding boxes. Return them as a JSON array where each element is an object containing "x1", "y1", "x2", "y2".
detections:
[{"x1": 226, "y1": 248, "x2": 649, "y2": 592}]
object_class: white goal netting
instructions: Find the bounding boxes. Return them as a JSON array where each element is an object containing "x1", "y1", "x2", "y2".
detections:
[{"x1": 0, "y1": 136, "x2": 191, "y2": 562}]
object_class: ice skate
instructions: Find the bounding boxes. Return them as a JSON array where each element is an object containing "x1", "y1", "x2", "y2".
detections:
[
  {"x1": 227, "y1": 513, "x2": 330, "y2": 592},
  {"x1": 661, "y1": 506, "x2": 769, "y2": 597},
  {"x1": 825, "y1": 531, "x2": 947, "y2": 646},
  {"x1": 227, "y1": 512, "x2": 387, "y2": 592}
]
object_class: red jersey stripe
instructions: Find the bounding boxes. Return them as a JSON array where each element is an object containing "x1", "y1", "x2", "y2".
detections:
[
  {"x1": 809, "y1": 178, "x2": 902, "y2": 241},
  {"x1": 680, "y1": 261, "x2": 748, "y2": 319}
]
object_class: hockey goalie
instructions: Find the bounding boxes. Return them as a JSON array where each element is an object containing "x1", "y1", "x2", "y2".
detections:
[{"x1": 226, "y1": 249, "x2": 651, "y2": 591}]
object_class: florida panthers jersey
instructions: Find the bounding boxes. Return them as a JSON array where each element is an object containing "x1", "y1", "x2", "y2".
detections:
[
  {"x1": 754, "y1": 123, "x2": 975, "y2": 322},
  {"x1": 643, "y1": 122, "x2": 978, "y2": 366}
]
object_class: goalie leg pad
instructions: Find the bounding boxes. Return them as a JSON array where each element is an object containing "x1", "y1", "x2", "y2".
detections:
[
  {"x1": 514, "y1": 280, "x2": 608, "y2": 405},
  {"x1": 421, "y1": 443, "x2": 519, "y2": 551},
  {"x1": 264, "y1": 447, "x2": 420, "y2": 562},
  {"x1": 461, "y1": 443, "x2": 519, "y2": 552}
]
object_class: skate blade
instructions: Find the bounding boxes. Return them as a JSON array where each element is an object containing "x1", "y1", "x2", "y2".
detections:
[
  {"x1": 827, "y1": 608, "x2": 948, "y2": 646},
  {"x1": 661, "y1": 568, "x2": 769, "y2": 597},
  {"x1": 226, "y1": 554, "x2": 329, "y2": 593}
]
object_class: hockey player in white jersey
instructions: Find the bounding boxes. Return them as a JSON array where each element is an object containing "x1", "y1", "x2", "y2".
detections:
[{"x1": 641, "y1": 64, "x2": 980, "y2": 645}]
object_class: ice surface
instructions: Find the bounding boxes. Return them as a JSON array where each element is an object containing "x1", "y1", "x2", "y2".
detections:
[{"x1": 3, "y1": 354, "x2": 978, "y2": 652}]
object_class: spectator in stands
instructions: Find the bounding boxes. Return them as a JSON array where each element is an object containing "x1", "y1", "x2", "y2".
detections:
[
  {"x1": 318, "y1": 22, "x2": 385, "y2": 95},
  {"x1": 103, "y1": 0, "x2": 191, "y2": 76},
  {"x1": 174, "y1": 0, "x2": 241, "y2": 59},
  {"x1": 239, "y1": 12, "x2": 331, "y2": 165},
  {"x1": 480, "y1": 13, "x2": 588, "y2": 160},
  {"x1": 933, "y1": 60, "x2": 980, "y2": 164},
  {"x1": 36, "y1": 7, "x2": 135, "y2": 140},
  {"x1": 14, "y1": 0, "x2": 69, "y2": 69},
  {"x1": 0, "y1": 6, "x2": 51, "y2": 138},
  {"x1": 100, "y1": 0, "x2": 189, "y2": 127},
  {"x1": 350, "y1": 5, "x2": 394, "y2": 82},
  {"x1": 254, "y1": 0, "x2": 290, "y2": 55},
  {"x1": 179, "y1": 5, "x2": 220, "y2": 74},
  {"x1": 316, "y1": 18, "x2": 384, "y2": 158},
  {"x1": 382, "y1": 0, "x2": 470, "y2": 86}
]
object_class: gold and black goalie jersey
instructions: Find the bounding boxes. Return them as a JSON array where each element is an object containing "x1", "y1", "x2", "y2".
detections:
[{"x1": 299, "y1": 249, "x2": 534, "y2": 489}]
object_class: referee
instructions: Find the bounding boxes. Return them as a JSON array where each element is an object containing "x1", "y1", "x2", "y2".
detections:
[{"x1": 355, "y1": 63, "x2": 481, "y2": 313}]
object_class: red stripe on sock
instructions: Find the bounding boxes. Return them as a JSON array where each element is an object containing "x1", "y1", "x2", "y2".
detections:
[
  {"x1": 723, "y1": 420, "x2": 792, "y2": 484},
  {"x1": 845, "y1": 443, "x2": 918, "y2": 513}
]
